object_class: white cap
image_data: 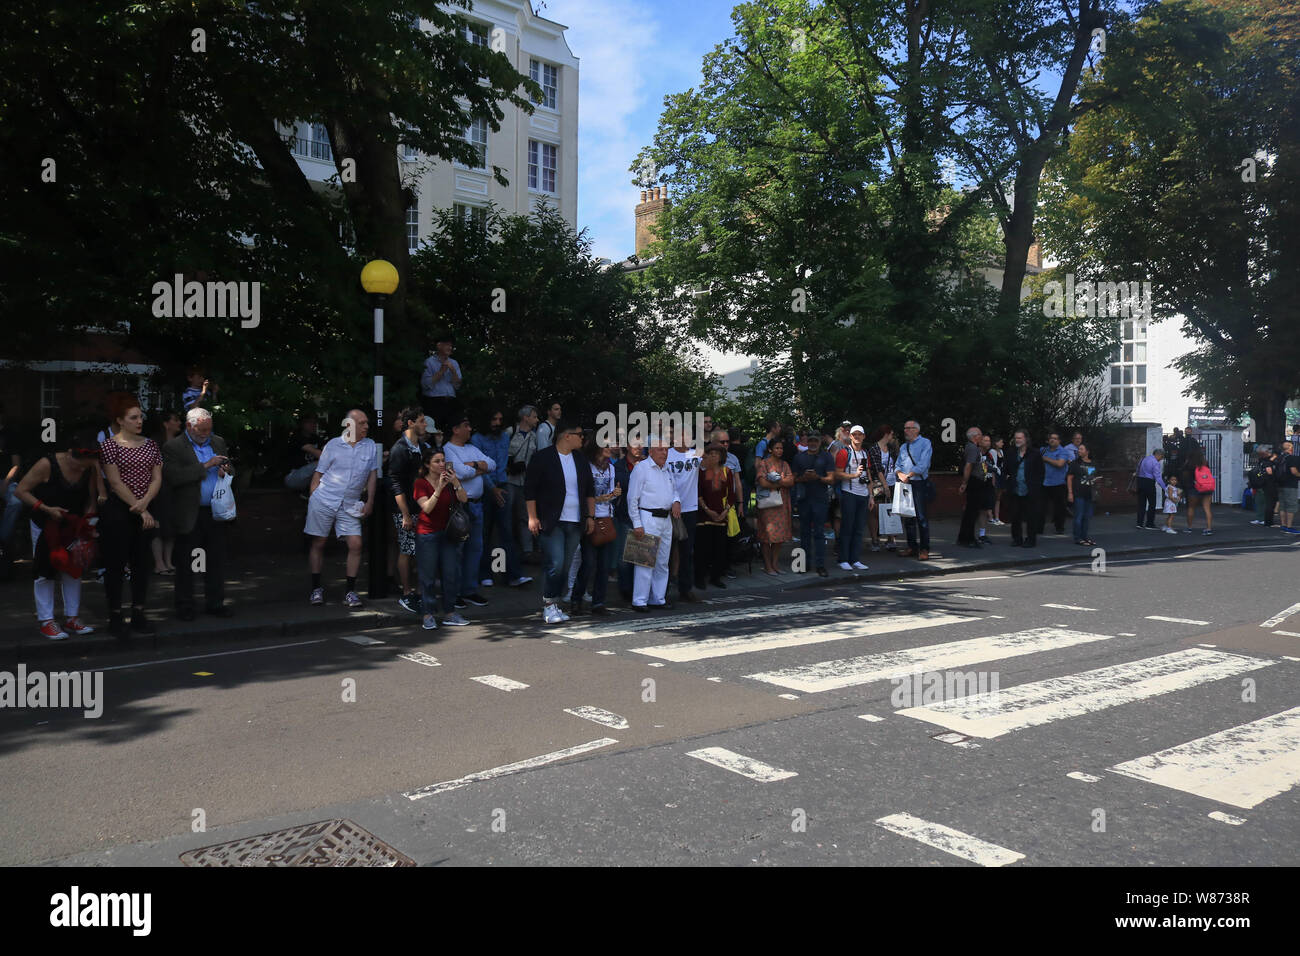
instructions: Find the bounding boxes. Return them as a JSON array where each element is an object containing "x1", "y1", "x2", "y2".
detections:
[{"x1": 850, "y1": 424, "x2": 865, "y2": 435}]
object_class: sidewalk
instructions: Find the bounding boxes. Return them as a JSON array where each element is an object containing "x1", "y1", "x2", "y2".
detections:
[{"x1": 0, "y1": 510, "x2": 1288, "y2": 660}]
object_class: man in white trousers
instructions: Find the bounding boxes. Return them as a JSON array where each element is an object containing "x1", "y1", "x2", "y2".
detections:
[{"x1": 625, "y1": 435, "x2": 680, "y2": 611}]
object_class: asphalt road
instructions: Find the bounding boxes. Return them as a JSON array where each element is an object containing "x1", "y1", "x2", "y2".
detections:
[{"x1": 2, "y1": 538, "x2": 1298, "y2": 867}]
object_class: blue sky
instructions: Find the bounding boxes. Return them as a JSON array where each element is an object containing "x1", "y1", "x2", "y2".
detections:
[{"x1": 541, "y1": 0, "x2": 739, "y2": 262}]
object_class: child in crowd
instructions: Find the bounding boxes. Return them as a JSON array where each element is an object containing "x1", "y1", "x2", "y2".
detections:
[{"x1": 1163, "y1": 476, "x2": 1183, "y2": 534}]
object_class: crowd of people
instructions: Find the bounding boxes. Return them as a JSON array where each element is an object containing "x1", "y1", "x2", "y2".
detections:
[{"x1": 0, "y1": 339, "x2": 1294, "y2": 639}]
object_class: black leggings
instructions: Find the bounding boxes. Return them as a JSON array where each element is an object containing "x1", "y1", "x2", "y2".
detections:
[
  {"x1": 100, "y1": 497, "x2": 155, "y2": 612},
  {"x1": 694, "y1": 522, "x2": 730, "y2": 586}
]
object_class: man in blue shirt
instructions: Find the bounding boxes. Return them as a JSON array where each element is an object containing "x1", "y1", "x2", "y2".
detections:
[
  {"x1": 896, "y1": 420, "x2": 934, "y2": 559},
  {"x1": 1037, "y1": 432, "x2": 1075, "y2": 536},
  {"x1": 472, "y1": 409, "x2": 531, "y2": 589}
]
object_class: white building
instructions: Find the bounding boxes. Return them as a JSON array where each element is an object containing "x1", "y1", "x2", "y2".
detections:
[{"x1": 283, "y1": 0, "x2": 578, "y2": 249}]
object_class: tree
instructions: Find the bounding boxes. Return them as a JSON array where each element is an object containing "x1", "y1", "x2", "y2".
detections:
[
  {"x1": 1038, "y1": 0, "x2": 1300, "y2": 444},
  {"x1": 406, "y1": 204, "x2": 718, "y2": 426},
  {"x1": 633, "y1": 0, "x2": 1120, "y2": 445}
]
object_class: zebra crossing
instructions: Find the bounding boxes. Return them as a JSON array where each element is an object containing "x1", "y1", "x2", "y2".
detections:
[{"x1": 548, "y1": 597, "x2": 1300, "y2": 864}]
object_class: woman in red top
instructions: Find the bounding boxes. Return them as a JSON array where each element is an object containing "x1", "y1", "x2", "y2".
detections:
[
  {"x1": 413, "y1": 448, "x2": 468, "y2": 630},
  {"x1": 99, "y1": 394, "x2": 163, "y2": 639},
  {"x1": 694, "y1": 444, "x2": 738, "y2": 589}
]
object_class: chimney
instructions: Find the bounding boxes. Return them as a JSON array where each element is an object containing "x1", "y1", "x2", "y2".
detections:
[
  {"x1": 635, "y1": 185, "x2": 668, "y2": 256},
  {"x1": 1027, "y1": 241, "x2": 1042, "y2": 269}
]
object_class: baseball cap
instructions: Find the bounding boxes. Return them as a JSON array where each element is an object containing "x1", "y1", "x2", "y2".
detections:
[
  {"x1": 850, "y1": 424, "x2": 865, "y2": 435},
  {"x1": 840, "y1": 420, "x2": 852, "y2": 428}
]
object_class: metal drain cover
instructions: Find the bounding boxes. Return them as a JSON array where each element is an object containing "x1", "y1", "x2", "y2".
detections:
[{"x1": 181, "y1": 819, "x2": 416, "y2": 867}]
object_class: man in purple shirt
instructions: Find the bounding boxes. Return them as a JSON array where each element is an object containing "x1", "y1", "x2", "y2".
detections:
[{"x1": 1135, "y1": 449, "x2": 1167, "y2": 529}]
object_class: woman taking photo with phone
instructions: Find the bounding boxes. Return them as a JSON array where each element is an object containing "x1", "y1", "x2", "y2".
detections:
[
  {"x1": 100, "y1": 394, "x2": 163, "y2": 639},
  {"x1": 413, "y1": 447, "x2": 470, "y2": 630}
]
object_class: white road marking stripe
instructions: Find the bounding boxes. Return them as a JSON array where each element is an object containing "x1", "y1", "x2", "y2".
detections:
[
  {"x1": 1017, "y1": 564, "x2": 1072, "y2": 576},
  {"x1": 1067, "y1": 772, "x2": 1101, "y2": 783},
  {"x1": 1198, "y1": 643, "x2": 1217, "y2": 648},
  {"x1": 1277, "y1": 634, "x2": 1300, "y2": 640},
  {"x1": 917, "y1": 575, "x2": 1010, "y2": 583},
  {"x1": 1119, "y1": 632, "x2": 1137, "y2": 637},
  {"x1": 686, "y1": 747, "x2": 797, "y2": 782},
  {"x1": 1208, "y1": 811, "x2": 1247, "y2": 825},
  {"x1": 1176, "y1": 548, "x2": 1216, "y2": 558},
  {"x1": 1146, "y1": 615, "x2": 1210, "y2": 625},
  {"x1": 404, "y1": 738, "x2": 619, "y2": 800},
  {"x1": 955, "y1": 594, "x2": 1001, "y2": 601},
  {"x1": 778, "y1": 693, "x2": 799, "y2": 700},
  {"x1": 95, "y1": 639, "x2": 329, "y2": 672},
  {"x1": 748, "y1": 627, "x2": 1111, "y2": 694},
  {"x1": 1283, "y1": 655, "x2": 1300, "y2": 661},
  {"x1": 867, "y1": 585, "x2": 908, "y2": 591},
  {"x1": 1042, "y1": 603, "x2": 1096, "y2": 611},
  {"x1": 397, "y1": 652, "x2": 440, "y2": 667},
  {"x1": 647, "y1": 662, "x2": 665, "y2": 667},
  {"x1": 706, "y1": 677, "x2": 723, "y2": 682},
  {"x1": 858, "y1": 714, "x2": 885, "y2": 722},
  {"x1": 563, "y1": 706, "x2": 629, "y2": 730},
  {"x1": 566, "y1": 598, "x2": 861, "y2": 640},
  {"x1": 874, "y1": 813, "x2": 1024, "y2": 867},
  {"x1": 630, "y1": 611, "x2": 977, "y2": 663},
  {"x1": 470, "y1": 674, "x2": 530, "y2": 692},
  {"x1": 1261, "y1": 603, "x2": 1300, "y2": 628},
  {"x1": 899, "y1": 649, "x2": 1268, "y2": 739},
  {"x1": 596, "y1": 650, "x2": 616, "y2": 655},
  {"x1": 342, "y1": 635, "x2": 384, "y2": 645},
  {"x1": 1109, "y1": 705, "x2": 1300, "y2": 809}
]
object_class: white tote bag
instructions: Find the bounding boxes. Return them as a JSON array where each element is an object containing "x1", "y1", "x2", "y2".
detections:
[
  {"x1": 878, "y1": 499, "x2": 905, "y2": 536},
  {"x1": 211, "y1": 473, "x2": 237, "y2": 521},
  {"x1": 892, "y1": 481, "x2": 916, "y2": 518}
]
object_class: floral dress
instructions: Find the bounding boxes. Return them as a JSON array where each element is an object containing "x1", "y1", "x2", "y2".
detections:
[{"x1": 756, "y1": 457, "x2": 793, "y2": 544}]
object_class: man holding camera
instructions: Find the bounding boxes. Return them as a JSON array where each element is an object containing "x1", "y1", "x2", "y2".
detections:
[{"x1": 163, "y1": 407, "x2": 233, "y2": 620}]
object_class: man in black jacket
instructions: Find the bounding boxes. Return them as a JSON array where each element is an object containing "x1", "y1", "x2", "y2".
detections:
[
  {"x1": 524, "y1": 420, "x2": 595, "y2": 624},
  {"x1": 1003, "y1": 429, "x2": 1045, "y2": 548},
  {"x1": 388, "y1": 406, "x2": 430, "y2": 613}
]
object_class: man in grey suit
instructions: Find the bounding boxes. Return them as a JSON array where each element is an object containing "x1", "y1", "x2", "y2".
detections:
[{"x1": 163, "y1": 407, "x2": 233, "y2": 620}]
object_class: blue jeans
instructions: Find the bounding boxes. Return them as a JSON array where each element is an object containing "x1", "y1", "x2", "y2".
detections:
[
  {"x1": 479, "y1": 488, "x2": 522, "y2": 581},
  {"x1": 574, "y1": 536, "x2": 614, "y2": 607},
  {"x1": 615, "y1": 519, "x2": 634, "y2": 598},
  {"x1": 417, "y1": 529, "x2": 461, "y2": 616},
  {"x1": 459, "y1": 499, "x2": 484, "y2": 596},
  {"x1": 540, "y1": 520, "x2": 583, "y2": 602},
  {"x1": 675, "y1": 510, "x2": 698, "y2": 596},
  {"x1": 1072, "y1": 498, "x2": 1094, "y2": 542},
  {"x1": 839, "y1": 493, "x2": 869, "y2": 564},
  {"x1": 0, "y1": 482, "x2": 20, "y2": 544},
  {"x1": 799, "y1": 490, "x2": 829, "y2": 569},
  {"x1": 904, "y1": 479, "x2": 932, "y2": 551}
]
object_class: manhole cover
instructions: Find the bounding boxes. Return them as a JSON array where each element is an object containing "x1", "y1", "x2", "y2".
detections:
[{"x1": 180, "y1": 819, "x2": 416, "y2": 867}]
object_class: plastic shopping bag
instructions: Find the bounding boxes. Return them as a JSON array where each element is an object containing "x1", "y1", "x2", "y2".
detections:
[
  {"x1": 212, "y1": 473, "x2": 237, "y2": 521},
  {"x1": 892, "y1": 481, "x2": 916, "y2": 518}
]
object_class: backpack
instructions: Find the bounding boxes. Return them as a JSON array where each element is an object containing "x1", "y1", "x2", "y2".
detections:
[{"x1": 1194, "y1": 464, "x2": 1215, "y2": 493}]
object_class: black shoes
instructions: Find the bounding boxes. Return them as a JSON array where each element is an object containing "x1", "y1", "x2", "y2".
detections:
[
  {"x1": 130, "y1": 609, "x2": 156, "y2": 635},
  {"x1": 632, "y1": 605, "x2": 649, "y2": 613}
]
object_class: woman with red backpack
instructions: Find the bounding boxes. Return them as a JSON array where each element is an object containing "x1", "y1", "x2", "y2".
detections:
[{"x1": 1182, "y1": 441, "x2": 1216, "y2": 535}]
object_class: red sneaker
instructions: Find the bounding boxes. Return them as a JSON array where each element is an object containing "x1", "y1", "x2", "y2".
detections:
[
  {"x1": 64, "y1": 617, "x2": 96, "y2": 636},
  {"x1": 39, "y1": 620, "x2": 69, "y2": 641}
]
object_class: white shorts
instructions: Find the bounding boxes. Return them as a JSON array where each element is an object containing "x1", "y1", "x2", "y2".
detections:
[{"x1": 305, "y1": 496, "x2": 363, "y2": 538}]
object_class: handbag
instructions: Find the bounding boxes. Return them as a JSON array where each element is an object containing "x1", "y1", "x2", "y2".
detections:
[
  {"x1": 877, "y1": 502, "x2": 904, "y2": 537},
  {"x1": 867, "y1": 454, "x2": 888, "y2": 501},
  {"x1": 445, "y1": 500, "x2": 471, "y2": 543},
  {"x1": 588, "y1": 515, "x2": 616, "y2": 546},
  {"x1": 893, "y1": 481, "x2": 916, "y2": 518},
  {"x1": 757, "y1": 489, "x2": 783, "y2": 510}
]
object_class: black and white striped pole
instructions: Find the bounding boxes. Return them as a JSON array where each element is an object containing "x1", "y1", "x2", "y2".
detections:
[{"x1": 361, "y1": 259, "x2": 399, "y2": 599}]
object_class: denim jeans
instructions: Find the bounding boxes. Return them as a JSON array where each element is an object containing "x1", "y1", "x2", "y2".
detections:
[
  {"x1": 1072, "y1": 497, "x2": 1094, "y2": 542},
  {"x1": 479, "y1": 487, "x2": 522, "y2": 581},
  {"x1": 458, "y1": 499, "x2": 484, "y2": 596},
  {"x1": 0, "y1": 482, "x2": 21, "y2": 544},
  {"x1": 614, "y1": 519, "x2": 634, "y2": 598},
  {"x1": 674, "y1": 510, "x2": 698, "y2": 596},
  {"x1": 540, "y1": 520, "x2": 583, "y2": 602},
  {"x1": 416, "y1": 529, "x2": 460, "y2": 616},
  {"x1": 799, "y1": 490, "x2": 829, "y2": 569},
  {"x1": 904, "y1": 478, "x2": 932, "y2": 551},
  {"x1": 839, "y1": 493, "x2": 869, "y2": 564},
  {"x1": 574, "y1": 536, "x2": 614, "y2": 607}
]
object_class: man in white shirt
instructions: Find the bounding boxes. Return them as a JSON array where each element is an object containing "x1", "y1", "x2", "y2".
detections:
[
  {"x1": 535, "y1": 401, "x2": 562, "y2": 451},
  {"x1": 626, "y1": 436, "x2": 681, "y2": 610},
  {"x1": 666, "y1": 432, "x2": 702, "y2": 602},
  {"x1": 306, "y1": 409, "x2": 378, "y2": 609},
  {"x1": 443, "y1": 415, "x2": 494, "y2": 610},
  {"x1": 419, "y1": 334, "x2": 462, "y2": 430}
]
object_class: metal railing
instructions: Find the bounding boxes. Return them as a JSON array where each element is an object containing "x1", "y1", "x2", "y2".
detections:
[{"x1": 287, "y1": 135, "x2": 333, "y2": 162}]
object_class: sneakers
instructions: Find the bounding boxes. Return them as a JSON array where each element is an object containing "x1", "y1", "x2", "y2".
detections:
[
  {"x1": 421, "y1": 614, "x2": 438, "y2": 630},
  {"x1": 1181, "y1": 528, "x2": 1193, "y2": 534},
  {"x1": 39, "y1": 620, "x2": 68, "y2": 641},
  {"x1": 63, "y1": 617, "x2": 94, "y2": 636},
  {"x1": 839, "y1": 562, "x2": 852, "y2": 571},
  {"x1": 310, "y1": 587, "x2": 324, "y2": 605},
  {"x1": 344, "y1": 591, "x2": 363, "y2": 609},
  {"x1": 454, "y1": 598, "x2": 468, "y2": 609},
  {"x1": 852, "y1": 561, "x2": 869, "y2": 570},
  {"x1": 870, "y1": 543, "x2": 881, "y2": 552},
  {"x1": 442, "y1": 613, "x2": 469, "y2": 626},
  {"x1": 1249, "y1": 519, "x2": 1265, "y2": 525},
  {"x1": 1163, "y1": 527, "x2": 1177, "y2": 535},
  {"x1": 508, "y1": 576, "x2": 534, "y2": 587},
  {"x1": 463, "y1": 593, "x2": 488, "y2": 607},
  {"x1": 1202, "y1": 528, "x2": 1214, "y2": 535},
  {"x1": 543, "y1": 603, "x2": 563, "y2": 624},
  {"x1": 398, "y1": 594, "x2": 420, "y2": 613},
  {"x1": 480, "y1": 578, "x2": 494, "y2": 587}
]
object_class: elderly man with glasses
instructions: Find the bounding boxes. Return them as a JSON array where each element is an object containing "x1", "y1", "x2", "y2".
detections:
[{"x1": 895, "y1": 420, "x2": 934, "y2": 560}]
